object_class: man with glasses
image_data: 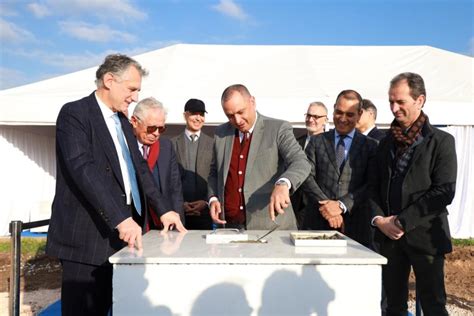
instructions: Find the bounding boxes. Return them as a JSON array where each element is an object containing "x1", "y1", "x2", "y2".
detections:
[
  {"x1": 46, "y1": 54, "x2": 185, "y2": 316},
  {"x1": 300, "y1": 102, "x2": 329, "y2": 149},
  {"x1": 172, "y1": 99, "x2": 214, "y2": 229},
  {"x1": 292, "y1": 102, "x2": 329, "y2": 228},
  {"x1": 302, "y1": 90, "x2": 377, "y2": 247},
  {"x1": 131, "y1": 97, "x2": 184, "y2": 230}
]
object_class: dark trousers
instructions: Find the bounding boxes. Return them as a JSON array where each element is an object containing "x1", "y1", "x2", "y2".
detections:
[
  {"x1": 61, "y1": 260, "x2": 112, "y2": 316},
  {"x1": 381, "y1": 238, "x2": 448, "y2": 316}
]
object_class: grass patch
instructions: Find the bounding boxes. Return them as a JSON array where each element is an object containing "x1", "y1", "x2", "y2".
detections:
[
  {"x1": 452, "y1": 238, "x2": 474, "y2": 246},
  {"x1": 0, "y1": 237, "x2": 47, "y2": 256}
]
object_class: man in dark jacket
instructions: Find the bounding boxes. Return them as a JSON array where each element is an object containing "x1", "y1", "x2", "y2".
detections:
[{"x1": 369, "y1": 72, "x2": 457, "y2": 315}]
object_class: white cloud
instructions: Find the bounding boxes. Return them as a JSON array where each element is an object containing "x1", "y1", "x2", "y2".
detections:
[
  {"x1": 45, "y1": 0, "x2": 147, "y2": 20},
  {"x1": 0, "y1": 18, "x2": 35, "y2": 43},
  {"x1": 10, "y1": 48, "x2": 104, "y2": 71},
  {"x1": 59, "y1": 21, "x2": 136, "y2": 43},
  {"x1": 27, "y1": 2, "x2": 52, "y2": 18},
  {"x1": 212, "y1": 0, "x2": 248, "y2": 21},
  {"x1": 0, "y1": 67, "x2": 27, "y2": 90}
]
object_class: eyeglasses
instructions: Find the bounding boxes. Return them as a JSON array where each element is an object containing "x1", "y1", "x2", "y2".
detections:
[
  {"x1": 134, "y1": 116, "x2": 166, "y2": 134},
  {"x1": 305, "y1": 113, "x2": 327, "y2": 120}
]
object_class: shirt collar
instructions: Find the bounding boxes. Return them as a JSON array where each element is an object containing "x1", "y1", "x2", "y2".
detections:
[
  {"x1": 335, "y1": 128, "x2": 356, "y2": 140},
  {"x1": 95, "y1": 91, "x2": 115, "y2": 119},
  {"x1": 185, "y1": 129, "x2": 201, "y2": 140}
]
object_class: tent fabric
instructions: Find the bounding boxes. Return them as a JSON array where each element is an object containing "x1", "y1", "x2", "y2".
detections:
[
  {"x1": 0, "y1": 44, "x2": 473, "y2": 125},
  {"x1": 442, "y1": 126, "x2": 474, "y2": 238},
  {"x1": 0, "y1": 44, "x2": 472, "y2": 237}
]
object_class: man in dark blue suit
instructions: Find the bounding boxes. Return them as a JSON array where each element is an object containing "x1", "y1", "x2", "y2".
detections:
[
  {"x1": 131, "y1": 97, "x2": 184, "y2": 229},
  {"x1": 46, "y1": 54, "x2": 186, "y2": 316},
  {"x1": 356, "y1": 98, "x2": 386, "y2": 142}
]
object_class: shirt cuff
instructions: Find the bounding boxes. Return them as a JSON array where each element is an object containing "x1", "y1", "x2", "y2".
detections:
[
  {"x1": 275, "y1": 178, "x2": 292, "y2": 190},
  {"x1": 371, "y1": 215, "x2": 383, "y2": 227},
  {"x1": 208, "y1": 196, "x2": 219, "y2": 205},
  {"x1": 338, "y1": 200, "x2": 348, "y2": 214}
]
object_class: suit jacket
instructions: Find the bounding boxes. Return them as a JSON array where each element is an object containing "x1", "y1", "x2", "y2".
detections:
[
  {"x1": 172, "y1": 132, "x2": 213, "y2": 202},
  {"x1": 172, "y1": 132, "x2": 213, "y2": 229},
  {"x1": 290, "y1": 133, "x2": 310, "y2": 228},
  {"x1": 208, "y1": 113, "x2": 311, "y2": 230},
  {"x1": 47, "y1": 92, "x2": 171, "y2": 266},
  {"x1": 148, "y1": 138, "x2": 184, "y2": 222},
  {"x1": 368, "y1": 121, "x2": 457, "y2": 255},
  {"x1": 302, "y1": 130, "x2": 378, "y2": 246},
  {"x1": 367, "y1": 126, "x2": 386, "y2": 142}
]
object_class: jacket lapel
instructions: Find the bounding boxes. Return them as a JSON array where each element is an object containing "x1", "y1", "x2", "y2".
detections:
[
  {"x1": 222, "y1": 123, "x2": 235, "y2": 185},
  {"x1": 245, "y1": 114, "x2": 264, "y2": 179},
  {"x1": 89, "y1": 95, "x2": 125, "y2": 191},
  {"x1": 323, "y1": 131, "x2": 339, "y2": 173}
]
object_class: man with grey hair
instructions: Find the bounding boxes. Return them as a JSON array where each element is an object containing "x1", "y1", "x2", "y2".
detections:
[
  {"x1": 131, "y1": 97, "x2": 184, "y2": 230},
  {"x1": 292, "y1": 101, "x2": 329, "y2": 228},
  {"x1": 47, "y1": 54, "x2": 186, "y2": 316}
]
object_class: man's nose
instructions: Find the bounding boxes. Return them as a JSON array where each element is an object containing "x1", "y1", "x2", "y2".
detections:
[{"x1": 131, "y1": 91, "x2": 139, "y2": 102}]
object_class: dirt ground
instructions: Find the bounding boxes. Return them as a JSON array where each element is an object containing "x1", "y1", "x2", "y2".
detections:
[{"x1": 0, "y1": 245, "x2": 472, "y2": 313}]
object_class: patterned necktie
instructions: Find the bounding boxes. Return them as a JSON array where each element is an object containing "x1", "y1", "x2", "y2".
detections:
[
  {"x1": 112, "y1": 114, "x2": 142, "y2": 215},
  {"x1": 336, "y1": 135, "x2": 346, "y2": 172},
  {"x1": 190, "y1": 134, "x2": 197, "y2": 142},
  {"x1": 142, "y1": 144, "x2": 149, "y2": 160}
]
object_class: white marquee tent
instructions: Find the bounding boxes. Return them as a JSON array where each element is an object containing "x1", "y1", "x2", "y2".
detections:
[{"x1": 0, "y1": 44, "x2": 472, "y2": 237}]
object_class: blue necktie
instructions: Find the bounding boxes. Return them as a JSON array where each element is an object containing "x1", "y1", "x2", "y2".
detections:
[{"x1": 112, "y1": 114, "x2": 142, "y2": 215}]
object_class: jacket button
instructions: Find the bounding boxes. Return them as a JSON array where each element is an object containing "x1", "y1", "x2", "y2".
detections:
[{"x1": 106, "y1": 166, "x2": 111, "y2": 171}]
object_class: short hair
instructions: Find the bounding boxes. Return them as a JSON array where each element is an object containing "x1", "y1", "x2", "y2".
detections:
[
  {"x1": 221, "y1": 84, "x2": 251, "y2": 104},
  {"x1": 390, "y1": 72, "x2": 426, "y2": 103},
  {"x1": 334, "y1": 89, "x2": 363, "y2": 111},
  {"x1": 133, "y1": 97, "x2": 167, "y2": 119},
  {"x1": 361, "y1": 99, "x2": 377, "y2": 119},
  {"x1": 95, "y1": 54, "x2": 148, "y2": 88},
  {"x1": 308, "y1": 101, "x2": 328, "y2": 114}
]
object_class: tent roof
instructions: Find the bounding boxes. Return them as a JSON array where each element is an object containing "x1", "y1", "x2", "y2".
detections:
[{"x1": 1, "y1": 44, "x2": 473, "y2": 126}]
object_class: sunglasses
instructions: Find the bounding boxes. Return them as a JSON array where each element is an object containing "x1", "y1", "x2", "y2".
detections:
[
  {"x1": 305, "y1": 113, "x2": 327, "y2": 120},
  {"x1": 134, "y1": 116, "x2": 166, "y2": 134}
]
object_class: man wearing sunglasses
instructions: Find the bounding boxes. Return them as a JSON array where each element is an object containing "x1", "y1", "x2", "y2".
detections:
[{"x1": 131, "y1": 97, "x2": 184, "y2": 230}]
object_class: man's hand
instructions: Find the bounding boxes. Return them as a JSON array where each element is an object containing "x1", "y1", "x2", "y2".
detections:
[
  {"x1": 160, "y1": 211, "x2": 187, "y2": 234},
  {"x1": 209, "y1": 200, "x2": 226, "y2": 224},
  {"x1": 117, "y1": 217, "x2": 142, "y2": 250},
  {"x1": 188, "y1": 200, "x2": 207, "y2": 214},
  {"x1": 269, "y1": 184, "x2": 290, "y2": 221},
  {"x1": 183, "y1": 202, "x2": 200, "y2": 216},
  {"x1": 374, "y1": 215, "x2": 404, "y2": 240},
  {"x1": 327, "y1": 214, "x2": 344, "y2": 229},
  {"x1": 319, "y1": 200, "x2": 342, "y2": 219}
]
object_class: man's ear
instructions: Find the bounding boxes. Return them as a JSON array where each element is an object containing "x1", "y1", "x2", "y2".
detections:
[
  {"x1": 416, "y1": 95, "x2": 426, "y2": 109},
  {"x1": 103, "y1": 72, "x2": 114, "y2": 89}
]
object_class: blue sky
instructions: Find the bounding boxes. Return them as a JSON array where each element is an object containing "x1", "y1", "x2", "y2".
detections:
[{"x1": 0, "y1": 0, "x2": 472, "y2": 90}]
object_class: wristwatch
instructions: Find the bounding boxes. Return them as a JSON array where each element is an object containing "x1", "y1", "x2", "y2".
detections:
[{"x1": 275, "y1": 179, "x2": 288, "y2": 187}]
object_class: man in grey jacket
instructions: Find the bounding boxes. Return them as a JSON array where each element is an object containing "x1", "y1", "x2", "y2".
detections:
[{"x1": 208, "y1": 84, "x2": 310, "y2": 230}]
